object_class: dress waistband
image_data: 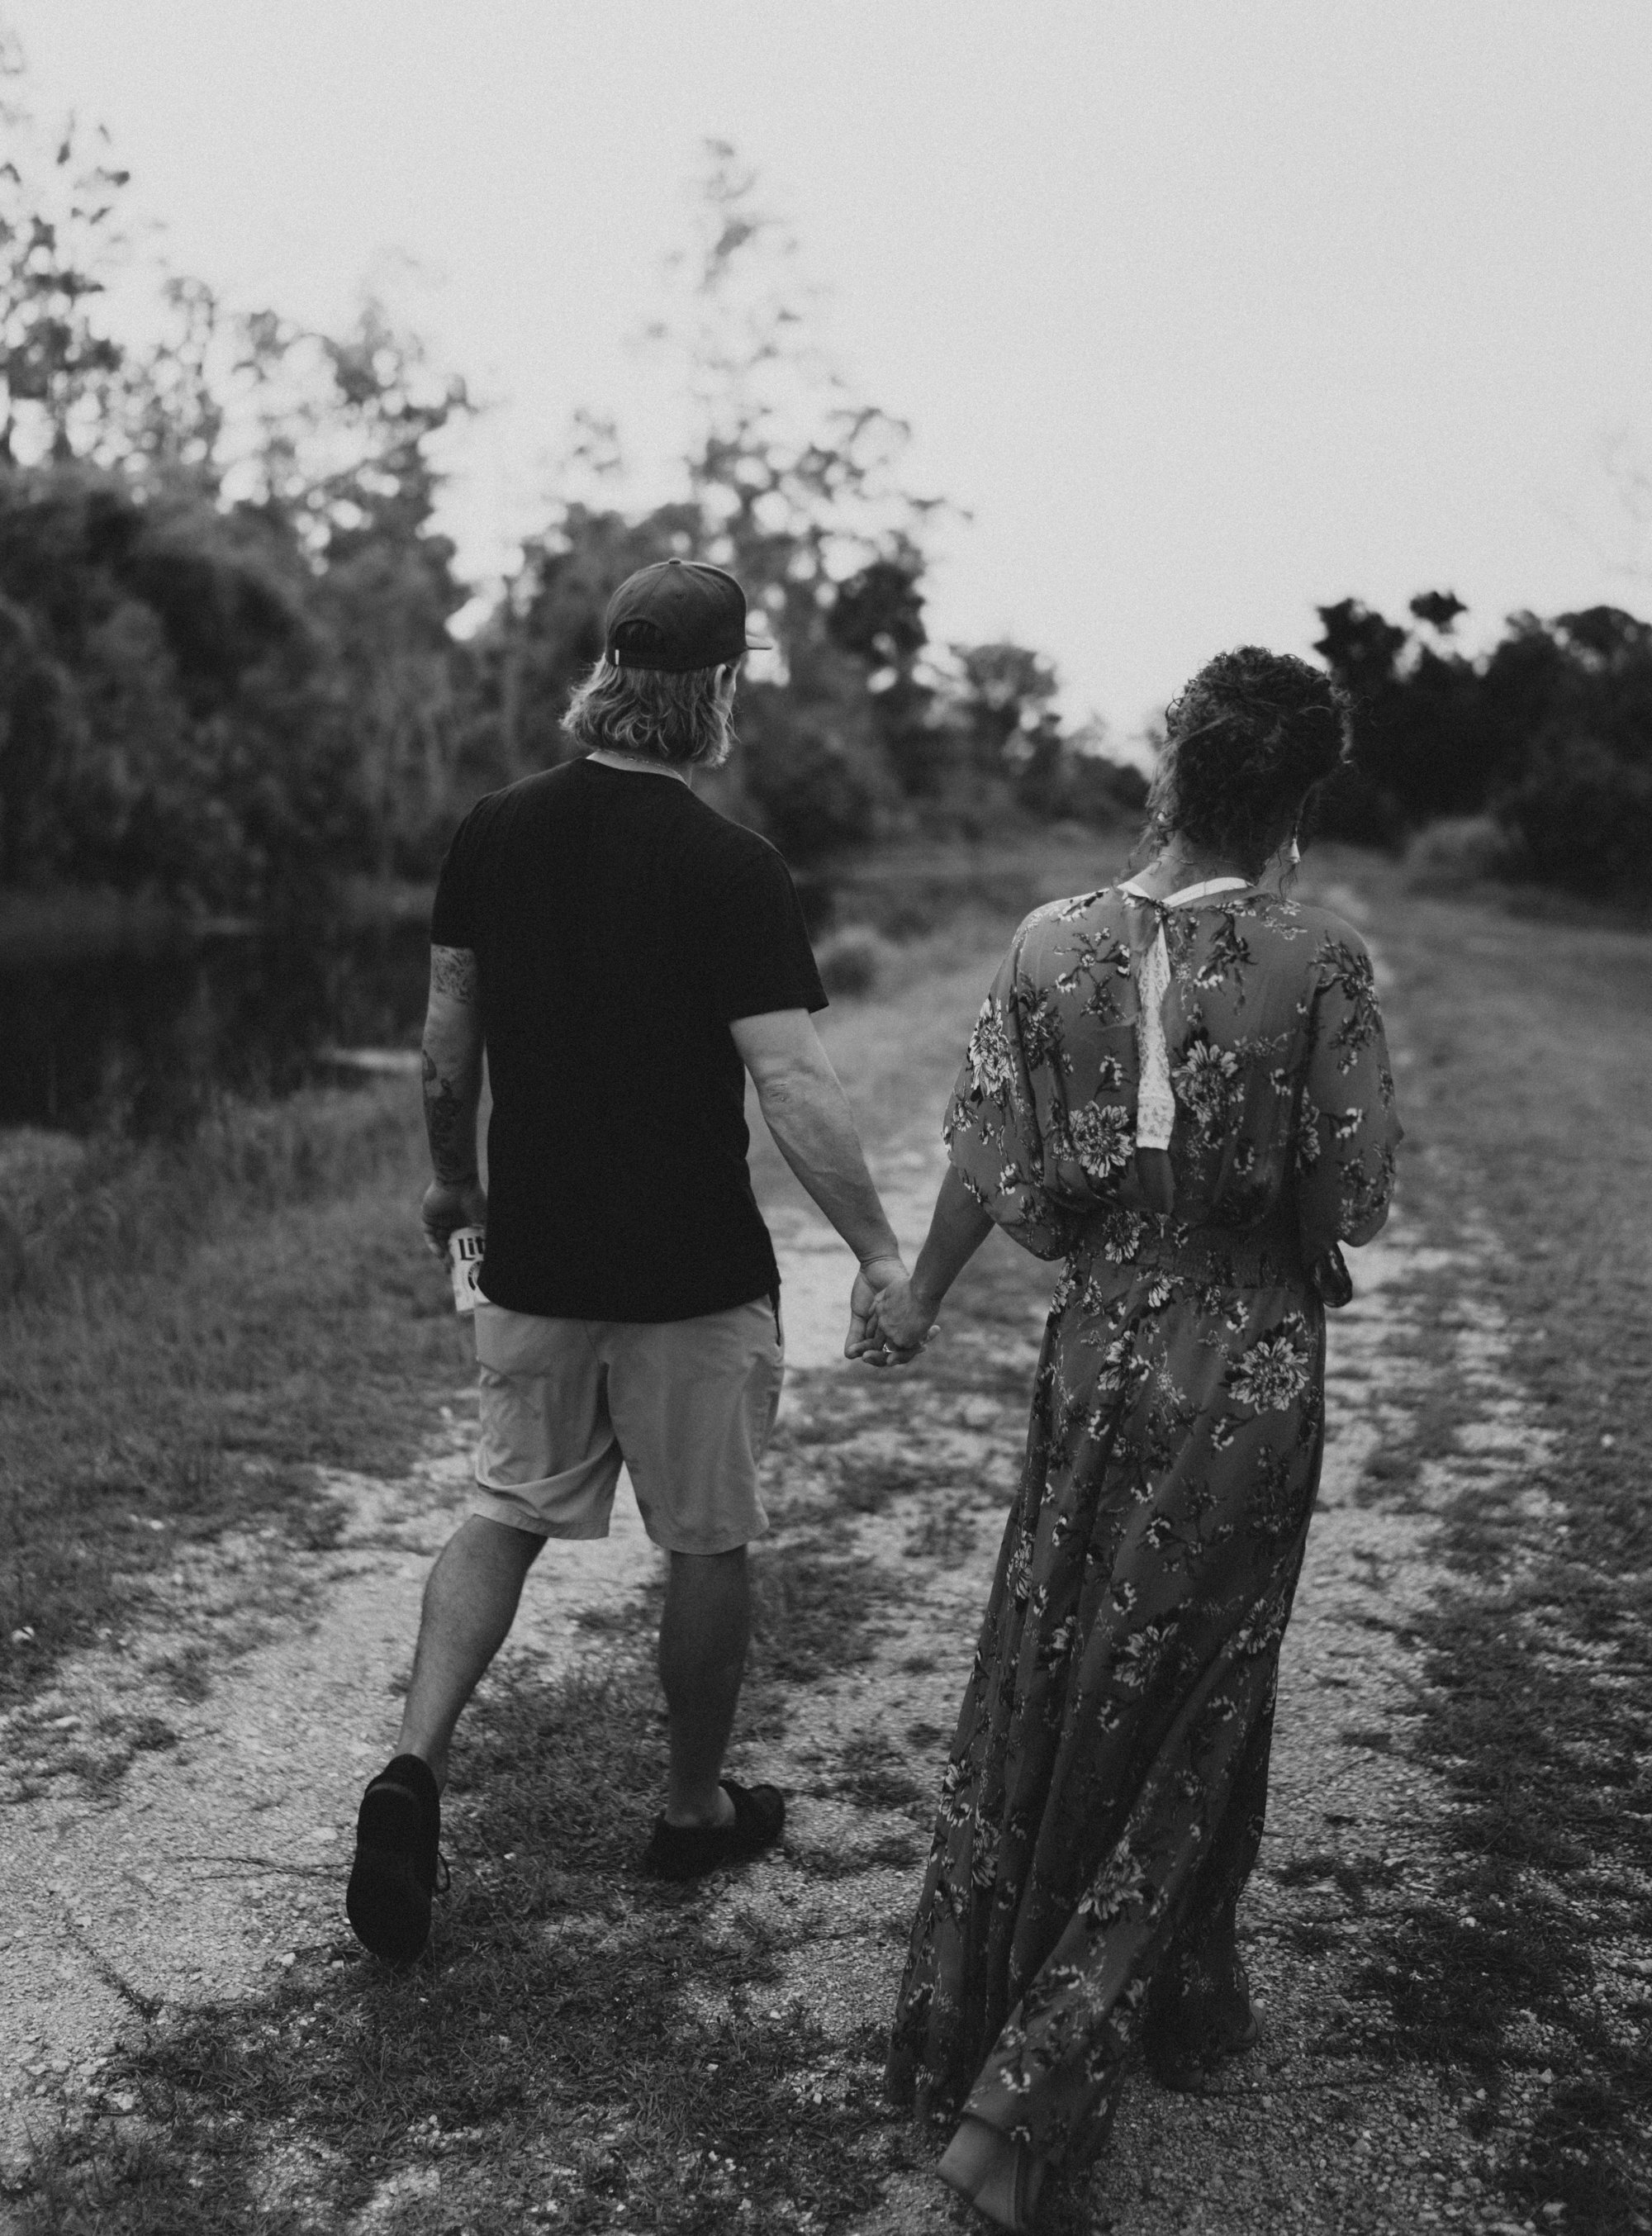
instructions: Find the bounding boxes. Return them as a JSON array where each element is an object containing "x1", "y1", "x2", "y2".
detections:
[{"x1": 1070, "y1": 1203, "x2": 1306, "y2": 1290}]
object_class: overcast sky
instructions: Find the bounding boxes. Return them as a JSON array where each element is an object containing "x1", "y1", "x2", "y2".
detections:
[{"x1": 7, "y1": 0, "x2": 1651, "y2": 737}]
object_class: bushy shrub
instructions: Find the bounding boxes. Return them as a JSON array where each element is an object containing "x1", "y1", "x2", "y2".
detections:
[
  {"x1": 1403, "y1": 814, "x2": 1527, "y2": 891},
  {"x1": 1046, "y1": 750, "x2": 1149, "y2": 826},
  {"x1": 736, "y1": 683, "x2": 885, "y2": 863},
  {"x1": 814, "y1": 923, "x2": 895, "y2": 999},
  {"x1": 1308, "y1": 762, "x2": 1408, "y2": 849},
  {"x1": 1312, "y1": 595, "x2": 1652, "y2": 897},
  {"x1": 0, "y1": 467, "x2": 367, "y2": 910},
  {"x1": 1498, "y1": 732, "x2": 1652, "y2": 900}
]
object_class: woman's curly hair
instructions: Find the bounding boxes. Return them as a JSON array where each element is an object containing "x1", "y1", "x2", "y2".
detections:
[{"x1": 1146, "y1": 647, "x2": 1351, "y2": 869}]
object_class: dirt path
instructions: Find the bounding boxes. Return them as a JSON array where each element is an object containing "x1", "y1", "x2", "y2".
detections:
[{"x1": 1, "y1": 880, "x2": 1552, "y2": 2235}]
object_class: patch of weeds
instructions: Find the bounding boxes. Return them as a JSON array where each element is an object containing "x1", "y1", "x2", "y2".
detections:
[
  {"x1": 834, "y1": 1730, "x2": 928, "y2": 1815},
  {"x1": 0, "y1": 1079, "x2": 471, "y2": 1711},
  {"x1": 152, "y1": 1648, "x2": 212, "y2": 1704},
  {"x1": 839, "y1": 1764, "x2": 928, "y2": 1814},
  {"x1": 771, "y1": 1407, "x2": 852, "y2": 1451},
  {"x1": 901, "y1": 1509, "x2": 976, "y2": 1564},
  {"x1": 290, "y1": 1498, "x2": 348, "y2": 1555},
  {"x1": 830, "y1": 1451, "x2": 962, "y2": 1517},
  {"x1": 13, "y1": 1649, "x2": 905, "y2": 2234},
  {"x1": 1284, "y1": 1920, "x2": 1346, "y2": 1958},
  {"x1": 1270, "y1": 1853, "x2": 1381, "y2": 1912},
  {"x1": 51, "y1": 1745, "x2": 141, "y2": 1798},
  {"x1": 571, "y1": 1604, "x2": 633, "y2": 1636},
  {"x1": 107, "y1": 1712, "x2": 180, "y2": 1754},
  {"x1": 828, "y1": 1455, "x2": 900, "y2": 1515},
  {"x1": 790, "y1": 1833, "x2": 922, "y2": 1880},
  {"x1": 18, "y1": 1728, "x2": 117, "y2": 1804},
  {"x1": 747, "y1": 1537, "x2": 904, "y2": 1693}
]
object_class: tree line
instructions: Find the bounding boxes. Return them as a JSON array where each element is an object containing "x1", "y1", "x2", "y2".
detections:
[
  {"x1": 1313, "y1": 590, "x2": 1652, "y2": 897},
  {"x1": 1, "y1": 61, "x2": 1645, "y2": 1128},
  {"x1": 0, "y1": 113, "x2": 1146, "y2": 951}
]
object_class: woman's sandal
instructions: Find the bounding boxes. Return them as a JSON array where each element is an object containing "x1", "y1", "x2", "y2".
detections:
[
  {"x1": 1146, "y1": 1998, "x2": 1260, "y2": 2092},
  {"x1": 937, "y1": 2117, "x2": 1047, "y2": 2233}
]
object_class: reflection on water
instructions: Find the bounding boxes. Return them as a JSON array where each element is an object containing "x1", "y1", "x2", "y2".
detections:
[{"x1": 0, "y1": 910, "x2": 431, "y2": 1132}]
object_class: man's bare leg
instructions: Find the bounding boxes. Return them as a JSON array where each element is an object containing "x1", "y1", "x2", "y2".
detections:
[
  {"x1": 659, "y1": 1545, "x2": 750, "y2": 1827},
  {"x1": 396, "y1": 1514, "x2": 544, "y2": 1787}
]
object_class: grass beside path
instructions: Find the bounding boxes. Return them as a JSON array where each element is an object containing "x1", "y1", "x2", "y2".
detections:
[
  {"x1": 1311, "y1": 853, "x2": 1652, "y2": 2234},
  {"x1": 0, "y1": 1084, "x2": 475, "y2": 1713}
]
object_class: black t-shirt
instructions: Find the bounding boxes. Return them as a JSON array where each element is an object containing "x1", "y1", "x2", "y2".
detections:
[{"x1": 429, "y1": 758, "x2": 828, "y2": 1322}]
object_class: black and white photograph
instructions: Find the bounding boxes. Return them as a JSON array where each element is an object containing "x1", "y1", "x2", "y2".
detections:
[{"x1": 1, "y1": 5, "x2": 1648, "y2": 2231}]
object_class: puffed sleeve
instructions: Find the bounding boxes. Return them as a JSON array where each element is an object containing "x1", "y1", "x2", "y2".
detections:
[
  {"x1": 1294, "y1": 927, "x2": 1403, "y2": 1256},
  {"x1": 944, "y1": 911, "x2": 1137, "y2": 1260}
]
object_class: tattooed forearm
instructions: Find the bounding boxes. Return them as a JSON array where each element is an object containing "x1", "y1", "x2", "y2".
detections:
[
  {"x1": 423, "y1": 944, "x2": 483, "y2": 1185},
  {"x1": 422, "y1": 1046, "x2": 482, "y2": 1184},
  {"x1": 430, "y1": 945, "x2": 480, "y2": 1002}
]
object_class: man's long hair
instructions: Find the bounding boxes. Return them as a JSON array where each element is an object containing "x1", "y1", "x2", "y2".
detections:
[{"x1": 562, "y1": 658, "x2": 735, "y2": 767}]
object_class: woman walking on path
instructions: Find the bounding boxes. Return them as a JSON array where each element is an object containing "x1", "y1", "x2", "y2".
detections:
[{"x1": 862, "y1": 648, "x2": 1403, "y2": 2230}]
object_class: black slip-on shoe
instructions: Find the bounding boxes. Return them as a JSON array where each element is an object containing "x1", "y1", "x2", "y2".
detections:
[
  {"x1": 346, "y1": 1753, "x2": 441, "y2": 1963},
  {"x1": 641, "y1": 1778, "x2": 785, "y2": 1882}
]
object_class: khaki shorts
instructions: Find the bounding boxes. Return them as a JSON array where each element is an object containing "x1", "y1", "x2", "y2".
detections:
[{"x1": 469, "y1": 1294, "x2": 784, "y2": 1556}]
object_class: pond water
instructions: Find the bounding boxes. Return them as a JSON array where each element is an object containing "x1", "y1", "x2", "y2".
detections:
[{"x1": 0, "y1": 916, "x2": 431, "y2": 1133}]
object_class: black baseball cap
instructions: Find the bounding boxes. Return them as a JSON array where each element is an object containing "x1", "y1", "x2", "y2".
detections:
[{"x1": 603, "y1": 558, "x2": 768, "y2": 673}]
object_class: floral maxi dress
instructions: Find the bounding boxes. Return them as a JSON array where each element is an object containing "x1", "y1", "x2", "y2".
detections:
[{"x1": 886, "y1": 883, "x2": 1403, "y2": 2169}]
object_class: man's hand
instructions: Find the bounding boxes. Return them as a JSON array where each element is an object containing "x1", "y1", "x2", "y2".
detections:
[
  {"x1": 847, "y1": 1256, "x2": 940, "y2": 1368},
  {"x1": 864, "y1": 1273, "x2": 941, "y2": 1365},
  {"x1": 844, "y1": 1253, "x2": 909, "y2": 1365},
  {"x1": 421, "y1": 1177, "x2": 487, "y2": 1259}
]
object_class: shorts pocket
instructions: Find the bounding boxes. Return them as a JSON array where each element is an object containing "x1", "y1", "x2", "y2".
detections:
[{"x1": 473, "y1": 1301, "x2": 559, "y2": 1377}]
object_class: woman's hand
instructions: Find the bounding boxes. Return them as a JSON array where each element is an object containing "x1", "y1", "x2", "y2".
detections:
[
  {"x1": 845, "y1": 1254, "x2": 908, "y2": 1361},
  {"x1": 864, "y1": 1275, "x2": 940, "y2": 1365}
]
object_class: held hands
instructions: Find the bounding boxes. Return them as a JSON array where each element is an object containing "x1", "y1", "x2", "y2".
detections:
[
  {"x1": 869, "y1": 1273, "x2": 941, "y2": 1363},
  {"x1": 421, "y1": 1176, "x2": 487, "y2": 1259},
  {"x1": 844, "y1": 1255, "x2": 940, "y2": 1370},
  {"x1": 845, "y1": 1253, "x2": 905, "y2": 1364}
]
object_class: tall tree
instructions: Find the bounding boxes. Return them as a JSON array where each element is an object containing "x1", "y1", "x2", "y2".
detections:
[
  {"x1": 0, "y1": 41, "x2": 130, "y2": 465},
  {"x1": 638, "y1": 141, "x2": 947, "y2": 854}
]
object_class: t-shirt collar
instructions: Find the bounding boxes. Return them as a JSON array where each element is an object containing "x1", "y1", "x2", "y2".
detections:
[{"x1": 585, "y1": 750, "x2": 692, "y2": 786}]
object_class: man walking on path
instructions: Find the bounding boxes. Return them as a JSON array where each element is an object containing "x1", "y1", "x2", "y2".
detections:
[{"x1": 347, "y1": 559, "x2": 908, "y2": 1963}]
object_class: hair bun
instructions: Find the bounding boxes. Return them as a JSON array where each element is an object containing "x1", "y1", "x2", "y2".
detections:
[{"x1": 1151, "y1": 648, "x2": 1350, "y2": 868}]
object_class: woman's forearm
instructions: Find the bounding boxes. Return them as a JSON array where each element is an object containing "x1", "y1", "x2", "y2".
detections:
[{"x1": 909, "y1": 1165, "x2": 995, "y2": 1313}]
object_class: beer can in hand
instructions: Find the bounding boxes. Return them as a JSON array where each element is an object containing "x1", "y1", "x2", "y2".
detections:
[{"x1": 448, "y1": 1225, "x2": 486, "y2": 1314}]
